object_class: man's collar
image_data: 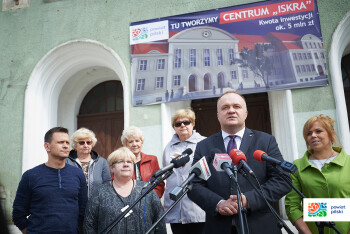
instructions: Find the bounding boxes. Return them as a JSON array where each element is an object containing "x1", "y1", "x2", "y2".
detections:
[{"x1": 221, "y1": 127, "x2": 245, "y2": 139}]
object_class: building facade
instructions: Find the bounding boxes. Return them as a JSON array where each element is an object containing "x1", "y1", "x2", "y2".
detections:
[{"x1": 0, "y1": 0, "x2": 350, "y2": 223}]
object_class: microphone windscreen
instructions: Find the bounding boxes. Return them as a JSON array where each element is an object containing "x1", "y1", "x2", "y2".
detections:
[
  {"x1": 229, "y1": 149, "x2": 247, "y2": 165},
  {"x1": 170, "y1": 153, "x2": 192, "y2": 168},
  {"x1": 191, "y1": 167, "x2": 202, "y2": 177},
  {"x1": 253, "y1": 150, "x2": 266, "y2": 161},
  {"x1": 183, "y1": 148, "x2": 193, "y2": 156}
]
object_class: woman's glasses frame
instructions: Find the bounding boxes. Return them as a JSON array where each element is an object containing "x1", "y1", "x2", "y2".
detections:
[
  {"x1": 174, "y1": 120, "x2": 191, "y2": 127},
  {"x1": 78, "y1": 140, "x2": 93, "y2": 146}
]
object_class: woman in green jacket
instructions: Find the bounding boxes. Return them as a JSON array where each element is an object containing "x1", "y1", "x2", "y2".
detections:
[{"x1": 285, "y1": 115, "x2": 350, "y2": 234}]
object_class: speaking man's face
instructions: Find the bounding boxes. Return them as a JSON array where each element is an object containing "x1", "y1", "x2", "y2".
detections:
[{"x1": 217, "y1": 93, "x2": 248, "y2": 133}]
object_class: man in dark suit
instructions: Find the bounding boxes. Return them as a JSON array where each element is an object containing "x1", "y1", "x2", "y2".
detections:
[{"x1": 188, "y1": 91, "x2": 291, "y2": 234}]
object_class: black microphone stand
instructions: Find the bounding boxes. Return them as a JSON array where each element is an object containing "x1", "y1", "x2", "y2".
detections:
[
  {"x1": 145, "y1": 183, "x2": 193, "y2": 234},
  {"x1": 238, "y1": 167, "x2": 294, "y2": 234},
  {"x1": 272, "y1": 167, "x2": 342, "y2": 234},
  {"x1": 101, "y1": 171, "x2": 173, "y2": 234},
  {"x1": 231, "y1": 165, "x2": 248, "y2": 234}
]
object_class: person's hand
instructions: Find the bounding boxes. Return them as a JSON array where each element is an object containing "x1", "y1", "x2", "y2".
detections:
[
  {"x1": 231, "y1": 194, "x2": 248, "y2": 208},
  {"x1": 294, "y1": 218, "x2": 312, "y2": 234},
  {"x1": 216, "y1": 197, "x2": 238, "y2": 216}
]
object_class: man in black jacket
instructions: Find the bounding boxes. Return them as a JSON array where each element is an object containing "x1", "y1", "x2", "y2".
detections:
[{"x1": 188, "y1": 91, "x2": 291, "y2": 234}]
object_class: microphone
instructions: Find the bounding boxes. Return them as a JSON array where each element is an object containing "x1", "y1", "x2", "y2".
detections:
[
  {"x1": 230, "y1": 149, "x2": 255, "y2": 177},
  {"x1": 253, "y1": 150, "x2": 297, "y2": 174},
  {"x1": 170, "y1": 156, "x2": 211, "y2": 201},
  {"x1": 212, "y1": 148, "x2": 234, "y2": 178},
  {"x1": 153, "y1": 148, "x2": 192, "y2": 178}
]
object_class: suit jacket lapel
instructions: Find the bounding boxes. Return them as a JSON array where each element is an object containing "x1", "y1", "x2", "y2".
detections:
[
  {"x1": 240, "y1": 128, "x2": 254, "y2": 155},
  {"x1": 213, "y1": 131, "x2": 226, "y2": 153}
]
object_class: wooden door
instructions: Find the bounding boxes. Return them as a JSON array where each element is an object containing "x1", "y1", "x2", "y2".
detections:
[
  {"x1": 78, "y1": 112, "x2": 124, "y2": 159},
  {"x1": 191, "y1": 92, "x2": 271, "y2": 137},
  {"x1": 77, "y1": 80, "x2": 124, "y2": 159}
]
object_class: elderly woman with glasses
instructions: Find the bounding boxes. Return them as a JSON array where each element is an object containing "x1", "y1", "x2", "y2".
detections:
[
  {"x1": 66, "y1": 128, "x2": 111, "y2": 198},
  {"x1": 162, "y1": 109, "x2": 206, "y2": 234},
  {"x1": 84, "y1": 147, "x2": 166, "y2": 234},
  {"x1": 121, "y1": 126, "x2": 165, "y2": 198}
]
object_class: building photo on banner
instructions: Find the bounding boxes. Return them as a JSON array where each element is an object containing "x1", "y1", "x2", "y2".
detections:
[{"x1": 129, "y1": 0, "x2": 328, "y2": 106}]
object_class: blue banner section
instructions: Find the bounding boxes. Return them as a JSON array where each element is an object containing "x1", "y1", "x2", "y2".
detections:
[{"x1": 130, "y1": 0, "x2": 328, "y2": 106}]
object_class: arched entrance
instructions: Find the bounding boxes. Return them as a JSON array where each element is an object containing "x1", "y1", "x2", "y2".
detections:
[
  {"x1": 217, "y1": 72, "x2": 225, "y2": 88},
  {"x1": 78, "y1": 80, "x2": 124, "y2": 158},
  {"x1": 189, "y1": 74, "x2": 197, "y2": 92},
  {"x1": 204, "y1": 73, "x2": 212, "y2": 90},
  {"x1": 329, "y1": 11, "x2": 350, "y2": 153},
  {"x1": 22, "y1": 40, "x2": 129, "y2": 172}
]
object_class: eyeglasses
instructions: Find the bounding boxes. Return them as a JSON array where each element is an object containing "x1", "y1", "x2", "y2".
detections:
[
  {"x1": 174, "y1": 120, "x2": 191, "y2": 127},
  {"x1": 113, "y1": 160, "x2": 133, "y2": 165},
  {"x1": 78, "y1": 141, "x2": 92, "y2": 146}
]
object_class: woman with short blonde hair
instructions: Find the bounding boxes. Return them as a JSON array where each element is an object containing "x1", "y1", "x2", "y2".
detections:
[
  {"x1": 163, "y1": 108, "x2": 206, "y2": 234},
  {"x1": 121, "y1": 126, "x2": 164, "y2": 198},
  {"x1": 84, "y1": 147, "x2": 166, "y2": 234},
  {"x1": 285, "y1": 115, "x2": 350, "y2": 234}
]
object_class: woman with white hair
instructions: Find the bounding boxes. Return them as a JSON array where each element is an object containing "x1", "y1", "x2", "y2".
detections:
[
  {"x1": 121, "y1": 126, "x2": 165, "y2": 198},
  {"x1": 66, "y1": 127, "x2": 111, "y2": 197}
]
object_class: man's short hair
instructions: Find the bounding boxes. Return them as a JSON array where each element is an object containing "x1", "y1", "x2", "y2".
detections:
[
  {"x1": 217, "y1": 90, "x2": 247, "y2": 111},
  {"x1": 44, "y1": 127, "x2": 69, "y2": 143}
]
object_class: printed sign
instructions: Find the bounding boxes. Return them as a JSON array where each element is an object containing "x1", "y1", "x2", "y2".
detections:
[
  {"x1": 303, "y1": 198, "x2": 350, "y2": 221},
  {"x1": 130, "y1": 0, "x2": 328, "y2": 106}
]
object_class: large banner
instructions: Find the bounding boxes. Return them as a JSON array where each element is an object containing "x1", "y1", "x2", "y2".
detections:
[{"x1": 130, "y1": 0, "x2": 328, "y2": 106}]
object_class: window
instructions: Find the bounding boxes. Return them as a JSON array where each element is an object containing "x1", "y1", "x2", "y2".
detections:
[
  {"x1": 314, "y1": 52, "x2": 319, "y2": 59},
  {"x1": 300, "y1": 78, "x2": 304, "y2": 82},
  {"x1": 231, "y1": 71, "x2": 237, "y2": 79},
  {"x1": 307, "y1": 53, "x2": 312, "y2": 59},
  {"x1": 318, "y1": 43, "x2": 322, "y2": 49},
  {"x1": 174, "y1": 49, "x2": 182, "y2": 68},
  {"x1": 204, "y1": 49, "x2": 210, "y2": 66},
  {"x1": 229, "y1": 49, "x2": 235, "y2": 65},
  {"x1": 314, "y1": 42, "x2": 317, "y2": 48},
  {"x1": 139, "y1": 60, "x2": 147, "y2": 71},
  {"x1": 296, "y1": 65, "x2": 301, "y2": 73},
  {"x1": 309, "y1": 42, "x2": 313, "y2": 48},
  {"x1": 303, "y1": 53, "x2": 307, "y2": 60},
  {"x1": 242, "y1": 70, "x2": 248, "y2": 79},
  {"x1": 157, "y1": 59, "x2": 165, "y2": 70},
  {"x1": 136, "y1": 79, "x2": 145, "y2": 91},
  {"x1": 306, "y1": 65, "x2": 311, "y2": 72},
  {"x1": 173, "y1": 75, "x2": 181, "y2": 86},
  {"x1": 304, "y1": 43, "x2": 308, "y2": 49},
  {"x1": 311, "y1": 64, "x2": 316, "y2": 71},
  {"x1": 321, "y1": 52, "x2": 325, "y2": 59},
  {"x1": 217, "y1": 49, "x2": 223, "y2": 66},
  {"x1": 293, "y1": 53, "x2": 297, "y2": 60},
  {"x1": 301, "y1": 65, "x2": 306, "y2": 72},
  {"x1": 156, "y1": 77, "x2": 164, "y2": 89},
  {"x1": 305, "y1": 78, "x2": 309, "y2": 81},
  {"x1": 298, "y1": 53, "x2": 302, "y2": 60},
  {"x1": 189, "y1": 49, "x2": 196, "y2": 67}
]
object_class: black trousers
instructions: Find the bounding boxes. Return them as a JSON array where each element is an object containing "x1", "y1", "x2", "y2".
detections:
[{"x1": 170, "y1": 222, "x2": 205, "y2": 234}]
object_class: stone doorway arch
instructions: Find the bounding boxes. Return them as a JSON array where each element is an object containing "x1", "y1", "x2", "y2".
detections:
[
  {"x1": 22, "y1": 39, "x2": 129, "y2": 172},
  {"x1": 329, "y1": 11, "x2": 350, "y2": 153}
]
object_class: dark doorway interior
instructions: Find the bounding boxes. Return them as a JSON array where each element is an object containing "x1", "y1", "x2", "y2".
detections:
[
  {"x1": 191, "y1": 92, "x2": 271, "y2": 137},
  {"x1": 77, "y1": 80, "x2": 124, "y2": 159}
]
